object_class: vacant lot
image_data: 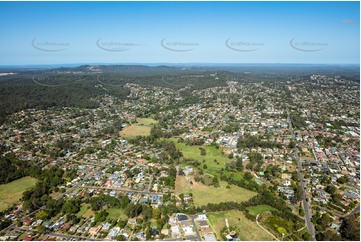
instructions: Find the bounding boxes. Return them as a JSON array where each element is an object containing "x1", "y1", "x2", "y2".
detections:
[
  {"x1": 175, "y1": 176, "x2": 190, "y2": 194},
  {"x1": 247, "y1": 205, "x2": 277, "y2": 216},
  {"x1": 76, "y1": 204, "x2": 90, "y2": 218},
  {"x1": 0, "y1": 176, "x2": 37, "y2": 211},
  {"x1": 120, "y1": 118, "x2": 157, "y2": 138},
  {"x1": 176, "y1": 178, "x2": 256, "y2": 207},
  {"x1": 106, "y1": 208, "x2": 127, "y2": 220},
  {"x1": 136, "y1": 118, "x2": 158, "y2": 126},
  {"x1": 82, "y1": 208, "x2": 95, "y2": 219},
  {"x1": 169, "y1": 138, "x2": 231, "y2": 176},
  {"x1": 120, "y1": 125, "x2": 151, "y2": 138},
  {"x1": 208, "y1": 210, "x2": 274, "y2": 241}
]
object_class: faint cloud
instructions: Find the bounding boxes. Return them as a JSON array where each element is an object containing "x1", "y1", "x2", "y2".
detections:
[{"x1": 341, "y1": 19, "x2": 356, "y2": 25}]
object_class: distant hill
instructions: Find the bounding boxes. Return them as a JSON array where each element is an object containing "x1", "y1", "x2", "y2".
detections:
[{"x1": 1, "y1": 63, "x2": 359, "y2": 77}]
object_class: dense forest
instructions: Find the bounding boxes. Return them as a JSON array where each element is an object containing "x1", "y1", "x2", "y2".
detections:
[
  {"x1": 0, "y1": 68, "x2": 230, "y2": 124},
  {"x1": 0, "y1": 74, "x2": 131, "y2": 124}
]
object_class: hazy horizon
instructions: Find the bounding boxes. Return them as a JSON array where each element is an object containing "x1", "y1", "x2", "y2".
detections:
[{"x1": 0, "y1": 62, "x2": 360, "y2": 69}]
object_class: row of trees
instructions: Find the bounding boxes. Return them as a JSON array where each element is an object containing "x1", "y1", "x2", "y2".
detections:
[
  {"x1": 150, "y1": 127, "x2": 184, "y2": 139},
  {"x1": 237, "y1": 134, "x2": 283, "y2": 149},
  {"x1": 86, "y1": 193, "x2": 130, "y2": 211},
  {"x1": 220, "y1": 173, "x2": 259, "y2": 192}
]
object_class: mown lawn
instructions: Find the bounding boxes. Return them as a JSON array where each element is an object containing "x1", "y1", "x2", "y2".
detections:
[
  {"x1": 208, "y1": 210, "x2": 274, "y2": 241},
  {"x1": 0, "y1": 176, "x2": 37, "y2": 211},
  {"x1": 247, "y1": 205, "x2": 277, "y2": 216}
]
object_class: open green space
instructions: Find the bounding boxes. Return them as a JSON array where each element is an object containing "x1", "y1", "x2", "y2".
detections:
[
  {"x1": 120, "y1": 118, "x2": 157, "y2": 138},
  {"x1": 106, "y1": 208, "x2": 127, "y2": 220},
  {"x1": 17, "y1": 233, "x2": 28, "y2": 241},
  {"x1": 277, "y1": 226, "x2": 287, "y2": 235},
  {"x1": 136, "y1": 118, "x2": 158, "y2": 126},
  {"x1": 259, "y1": 212, "x2": 303, "y2": 239},
  {"x1": 82, "y1": 208, "x2": 95, "y2": 219},
  {"x1": 76, "y1": 204, "x2": 89, "y2": 218},
  {"x1": 120, "y1": 125, "x2": 151, "y2": 138},
  {"x1": 0, "y1": 176, "x2": 37, "y2": 211},
  {"x1": 208, "y1": 210, "x2": 274, "y2": 241},
  {"x1": 50, "y1": 192, "x2": 62, "y2": 199},
  {"x1": 247, "y1": 205, "x2": 277, "y2": 216},
  {"x1": 169, "y1": 138, "x2": 231, "y2": 176},
  {"x1": 176, "y1": 178, "x2": 256, "y2": 207}
]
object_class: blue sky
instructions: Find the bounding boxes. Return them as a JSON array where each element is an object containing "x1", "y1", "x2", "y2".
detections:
[{"x1": 0, "y1": 1, "x2": 359, "y2": 65}]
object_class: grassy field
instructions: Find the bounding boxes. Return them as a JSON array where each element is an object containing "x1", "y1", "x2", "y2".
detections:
[
  {"x1": 120, "y1": 125, "x2": 151, "y2": 138},
  {"x1": 50, "y1": 192, "x2": 61, "y2": 199},
  {"x1": 120, "y1": 118, "x2": 157, "y2": 138},
  {"x1": 175, "y1": 177, "x2": 256, "y2": 207},
  {"x1": 169, "y1": 138, "x2": 231, "y2": 176},
  {"x1": 82, "y1": 208, "x2": 95, "y2": 219},
  {"x1": 175, "y1": 176, "x2": 189, "y2": 194},
  {"x1": 18, "y1": 233, "x2": 28, "y2": 241},
  {"x1": 247, "y1": 205, "x2": 277, "y2": 216},
  {"x1": 136, "y1": 118, "x2": 158, "y2": 126},
  {"x1": 208, "y1": 210, "x2": 274, "y2": 241},
  {"x1": 259, "y1": 212, "x2": 304, "y2": 239},
  {"x1": 106, "y1": 208, "x2": 127, "y2": 220},
  {"x1": 0, "y1": 176, "x2": 37, "y2": 211},
  {"x1": 77, "y1": 204, "x2": 89, "y2": 218}
]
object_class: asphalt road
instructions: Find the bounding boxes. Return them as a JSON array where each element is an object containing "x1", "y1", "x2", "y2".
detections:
[
  {"x1": 12, "y1": 226, "x2": 100, "y2": 241},
  {"x1": 146, "y1": 174, "x2": 154, "y2": 193},
  {"x1": 76, "y1": 185, "x2": 165, "y2": 196},
  {"x1": 350, "y1": 204, "x2": 360, "y2": 216},
  {"x1": 190, "y1": 215, "x2": 202, "y2": 241},
  {"x1": 320, "y1": 204, "x2": 360, "y2": 219},
  {"x1": 286, "y1": 106, "x2": 316, "y2": 241}
]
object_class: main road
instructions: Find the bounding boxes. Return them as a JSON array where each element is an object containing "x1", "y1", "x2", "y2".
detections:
[
  {"x1": 286, "y1": 105, "x2": 316, "y2": 241},
  {"x1": 75, "y1": 185, "x2": 165, "y2": 196},
  {"x1": 12, "y1": 226, "x2": 101, "y2": 241}
]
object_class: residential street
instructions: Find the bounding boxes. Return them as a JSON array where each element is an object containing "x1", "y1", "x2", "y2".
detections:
[
  {"x1": 190, "y1": 215, "x2": 202, "y2": 241},
  {"x1": 286, "y1": 105, "x2": 316, "y2": 241}
]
